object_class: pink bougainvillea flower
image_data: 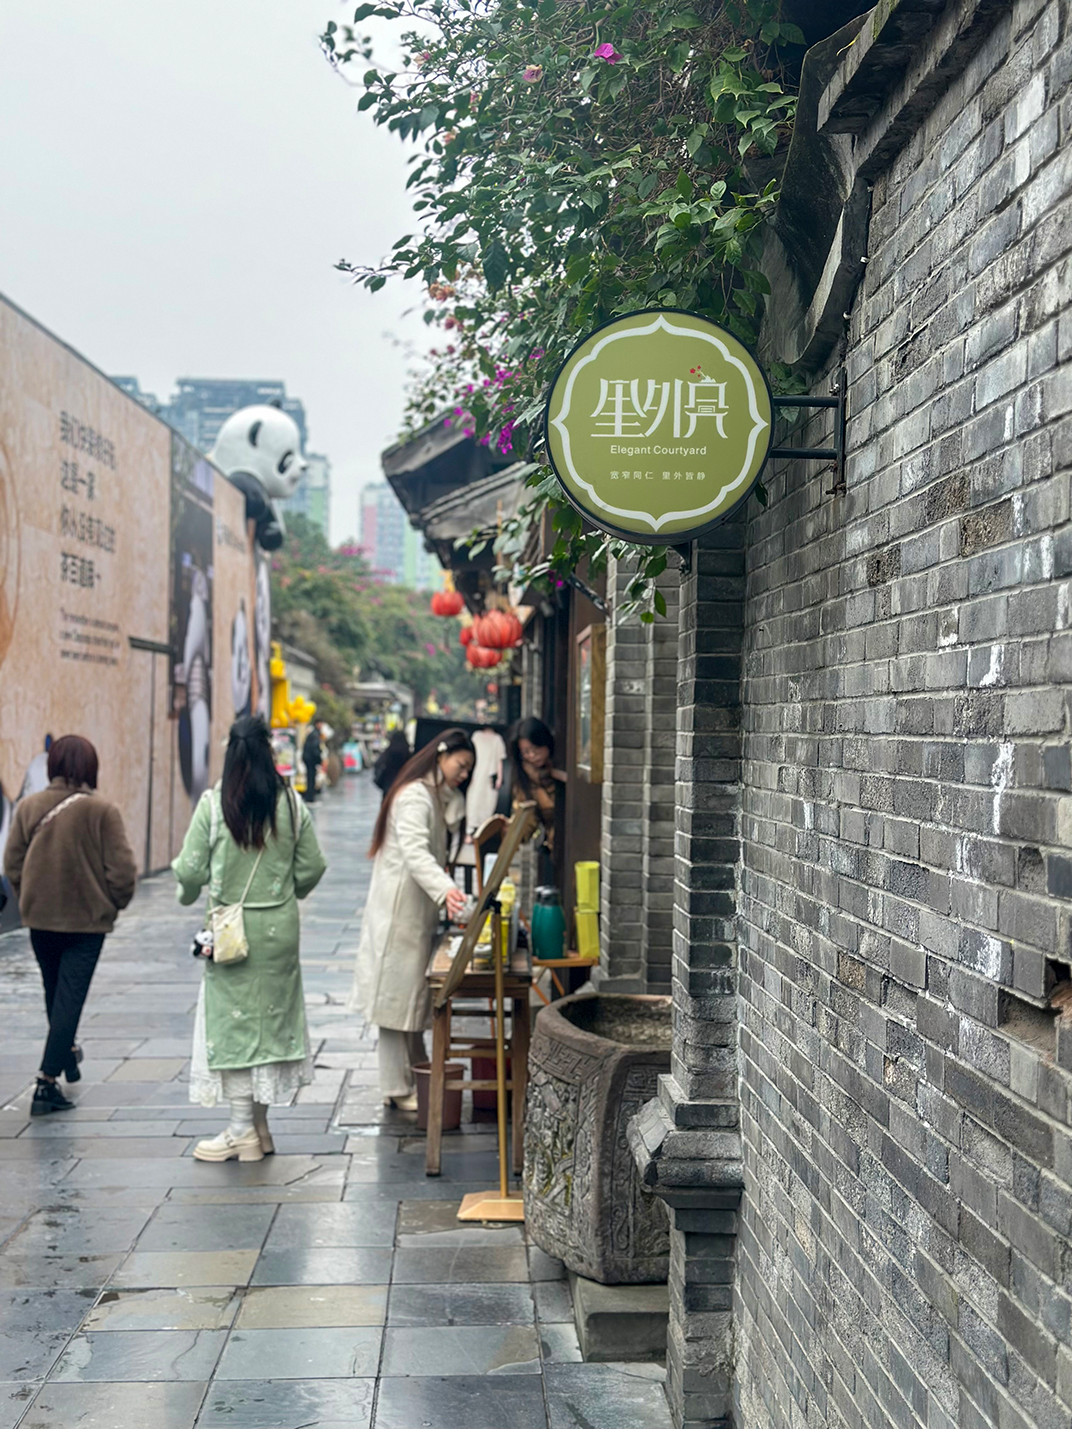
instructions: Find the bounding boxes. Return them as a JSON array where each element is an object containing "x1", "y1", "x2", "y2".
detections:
[
  {"x1": 522, "y1": 64, "x2": 543, "y2": 83},
  {"x1": 414, "y1": 51, "x2": 431, "y2": 67},
  {"x1": 593, "y1": 42, "x2": 622, "y2": 63}
]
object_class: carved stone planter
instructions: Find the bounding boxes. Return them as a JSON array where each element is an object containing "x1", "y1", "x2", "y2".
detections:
[{"x1": 523, "y1": 992, "x2": 672, "y2": 1285}]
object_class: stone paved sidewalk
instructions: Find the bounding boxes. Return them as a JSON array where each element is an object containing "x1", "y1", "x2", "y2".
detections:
[{"x1": 0, "y1": 775, "x2": 670, "y2": 1429}]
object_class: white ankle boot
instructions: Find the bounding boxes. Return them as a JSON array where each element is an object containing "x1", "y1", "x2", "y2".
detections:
[
  {"x1": 193, "y1": 1126, "x2": 264, "y2": 1162},
  {"x1": 384, "y1": 1091, "x2": 418, "y2": 1112}
]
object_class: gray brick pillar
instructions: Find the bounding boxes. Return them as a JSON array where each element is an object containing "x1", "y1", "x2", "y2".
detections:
[
  {"x1": 629, "y1": 522, "x2": 746, "y2": 1429},
  {"x1": 597, "y1": 555, "x2": 648, "y2": 991},
  {"x1": 644, "y1": 569, "x2": 680, "y2": 994}
]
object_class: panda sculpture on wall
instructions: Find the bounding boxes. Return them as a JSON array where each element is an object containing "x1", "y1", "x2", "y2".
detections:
[{"x1": 209, "y1": 403, "x2": 306, "y2": 552}]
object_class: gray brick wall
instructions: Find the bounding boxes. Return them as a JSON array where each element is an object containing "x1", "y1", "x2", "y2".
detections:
[
  {"x1": 733, "y1": 4, "x2": 1072, "y2": 1428},
  {"x1": 599, "y1": 559, "x2": 682, "y2": 994},
  {"x1": 668, "y1": 525, "x2": 748, "y2": 1429},
  {"x1": 600, "y1": 554, "x2": 648, "y2": 991},
  {"x1": 645, "y1": 570, "x2": 681, "y2": 994}
]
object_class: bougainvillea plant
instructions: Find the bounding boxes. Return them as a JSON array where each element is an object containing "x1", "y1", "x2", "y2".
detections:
[{"x1": 323, "y1": 0, "x2": 802, "y2": 618}]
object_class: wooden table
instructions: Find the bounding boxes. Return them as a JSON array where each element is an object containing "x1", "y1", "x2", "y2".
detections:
[{"x1": 424, "y1": 935, "x2": 533, "y2": 1177}]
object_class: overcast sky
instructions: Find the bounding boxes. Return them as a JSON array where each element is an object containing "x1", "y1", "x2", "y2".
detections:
[{"x1": 0, "y1": 1, "x2": 426, "y2": 543}]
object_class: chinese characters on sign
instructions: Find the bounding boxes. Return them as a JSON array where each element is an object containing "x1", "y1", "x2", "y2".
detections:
[
  {"x1": 60, "y1": 506, "x2": 117, "y2": 552},
  {"x1": 59, "y1": 410, "x2": 116, "y2": 469},
  {"x1": 56, "y1": 411, "x2": 118, "y2": 595},
  {"x1": 544, "y1": 311, "x2": 773, "y2": 542},
  {"x1": 60, "y1": 552, "x2": 100, "y2": 589},
  {"x1": 61, "y1": 459, "x2": 96, "y2": 500},
  {"x1": 590, "y1": 377, "x2": 729, "y2": 441}
]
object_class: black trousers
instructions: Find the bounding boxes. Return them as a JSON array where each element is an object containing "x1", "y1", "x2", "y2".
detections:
[
  {"x1": 304, "y1": 760, "x2": 319, "y2": 801},
  {"x1": 30, "y1": 930, "x2": 105, "y2": 1078}
]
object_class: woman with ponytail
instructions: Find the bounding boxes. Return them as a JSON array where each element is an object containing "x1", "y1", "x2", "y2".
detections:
[
  {"x1": 172, "y1": 716, "x2": 326, "y2": 1162},
  {"x1": 348, "y1": 728, "x2": 475, "y2": 1109}
]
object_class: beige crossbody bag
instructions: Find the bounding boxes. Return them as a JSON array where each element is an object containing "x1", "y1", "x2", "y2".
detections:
[
  {"x1": 203, "y1": 789, "x2": 265, "y2": 965},
  {"x1": 207, "y1": 848, "x2": 264, "y2": 965}
]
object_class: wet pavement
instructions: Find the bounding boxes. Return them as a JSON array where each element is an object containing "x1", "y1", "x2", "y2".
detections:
[{"x1": 0, "y1": 776, "x2": 670, "y2": 1428}]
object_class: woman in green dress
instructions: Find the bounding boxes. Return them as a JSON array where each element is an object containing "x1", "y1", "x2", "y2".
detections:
[{"x1": 172, "y1": 716, "x2": 326, "y2": 1162}]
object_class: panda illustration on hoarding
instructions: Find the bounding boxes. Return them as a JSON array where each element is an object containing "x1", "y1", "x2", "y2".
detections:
[{"x1": 231, "y1": 598, "x2": 252, "y2": 720}]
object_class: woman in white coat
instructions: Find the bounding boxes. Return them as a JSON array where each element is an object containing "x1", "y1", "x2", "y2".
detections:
[{"x1": 349, "y1": 729, "x2": 475, "y2": 1109}]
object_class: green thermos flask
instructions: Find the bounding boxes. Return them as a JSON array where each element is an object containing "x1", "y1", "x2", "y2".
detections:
[{"x1": 531, "y1": 886, "x2": 566, "y2": 961}]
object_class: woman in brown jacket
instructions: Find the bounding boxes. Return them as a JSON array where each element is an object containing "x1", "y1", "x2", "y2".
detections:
[{"x1": 3, "y1": 735, "x2": 137, "y2": 1116}]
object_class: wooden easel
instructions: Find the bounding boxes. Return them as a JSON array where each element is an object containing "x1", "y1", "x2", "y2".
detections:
[
  {"x1": 424, "y1": 931, "x2": 532, "y2": 1181},
  {"x1": 425, "y1": 804, "x2": 536, "y2": 1220}
]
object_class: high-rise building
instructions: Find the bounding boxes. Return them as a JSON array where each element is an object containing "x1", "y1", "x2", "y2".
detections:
[
  {"x1": 160, "y1": 378, "x2": 307, "y2": 453},
  {"x1": 404, "y1": 522, "x2": 437, "y2": 591},
  {"x1": 112, "y1": 375, "x2": 161, "y2": 412},
  {"x1": 282, "y1": 452, "x2": 331, "y2": 541},
  {"x1": 360, "y1": 482, "x2": 408, "y2": 584}
]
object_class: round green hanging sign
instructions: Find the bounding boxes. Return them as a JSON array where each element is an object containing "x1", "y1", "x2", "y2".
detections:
[{"x1": 544, "y1": 310, "x2": 773, "y2": 543}]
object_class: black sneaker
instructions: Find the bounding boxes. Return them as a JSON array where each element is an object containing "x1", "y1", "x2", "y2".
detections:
[
  {"x1": 64, "y1": 1046, "x2": 83, "y2": 1084},
  {"x1": 31, "y1": 1079, "x2": 74, "y2": 1116}
]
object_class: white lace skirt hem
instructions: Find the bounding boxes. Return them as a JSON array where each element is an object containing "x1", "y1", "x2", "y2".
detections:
[{"x1": 188, "y1": 978, "x2": 315, "y2": 1107}]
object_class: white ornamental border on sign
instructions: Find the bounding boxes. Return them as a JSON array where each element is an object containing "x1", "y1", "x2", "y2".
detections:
[{"x1": 549, "y1": 313, "x2": 771, "y2": 534}]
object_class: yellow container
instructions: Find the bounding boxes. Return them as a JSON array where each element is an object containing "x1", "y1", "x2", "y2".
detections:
[
  {"x1": 575, "y1": 908, "x2": 600, "y2": 960},
  {"x1": 575, "y1": 861, "x2": 600, "y2": 911}
]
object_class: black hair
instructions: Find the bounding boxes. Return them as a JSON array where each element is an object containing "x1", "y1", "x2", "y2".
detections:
[
  {"x1": 221, "y1": 716, "x2": 289, "y2": 850},
  {"x1": 507, "y1": 717, "x2": 555, "y2": 799}
]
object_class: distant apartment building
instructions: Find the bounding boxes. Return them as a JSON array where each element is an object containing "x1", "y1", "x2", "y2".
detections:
[
  {"x1": 360, "y1": 481, "x2": 406, "y2": 583},
  {"x1": 282, "y1": 452, "x2": 331, "y2": 539},
  {"x1": 161, "y1": 377, "x2": 308, "y2": 453},
  {"x1": 111, "y1": 374, "x2": 330, "y2": 540},
  {"x1": 358, "y1": 482, "x2": 436, "y2": 589},
  {"x1": 113, "y1": 375, "x2": 161, "y2": 412},
  {"x1": 404, "y1": 522, "x2": 437, "y2": 592}
]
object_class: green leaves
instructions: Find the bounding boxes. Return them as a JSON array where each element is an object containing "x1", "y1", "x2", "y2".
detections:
[
  {"x1": 481, "y1": 239, "x2": 509, "y2": 290},
  {"x1": 334, "y1": 0, "x2": 798, "y2": 619}
]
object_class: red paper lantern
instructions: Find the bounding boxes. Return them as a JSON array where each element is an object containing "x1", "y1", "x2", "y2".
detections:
[
  {"x1": 430, "y1": 589, "x2": 464, "y2": 617},
  {"x1": 459, "y1": 625, "x2": 474, "y2": 647},
  {"x1": 474, "y1": 608, "x2": 522, "y2": 650},
  {"x1": 466, "y1": 643, "x2": 500, "y2": 669}
]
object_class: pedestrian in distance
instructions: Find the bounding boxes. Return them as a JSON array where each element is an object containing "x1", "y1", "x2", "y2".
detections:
[
  {"x1": 172, "y1": 715, "x2": 326, "y2": 1162},
  {"x1": 372, "y1": 729, "x2": 411, "y2": 803},
  {"x1": 348, "y1": 728, "x2": 474, "y2": 1111},
  {"x1": 2, "y1": 735, "x2": 137, "y2": 1116},
  {"x1": 301, "y1": 721, "x2": 323, "y2": 803}
]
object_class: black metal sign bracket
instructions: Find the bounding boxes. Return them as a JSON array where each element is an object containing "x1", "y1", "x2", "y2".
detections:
[
  {"x1": 769, "y1": 367, "x2": 847, "y2": 496},
  {"x1": 645, "y1": 370, "x2": 848, "y2": 578}
]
